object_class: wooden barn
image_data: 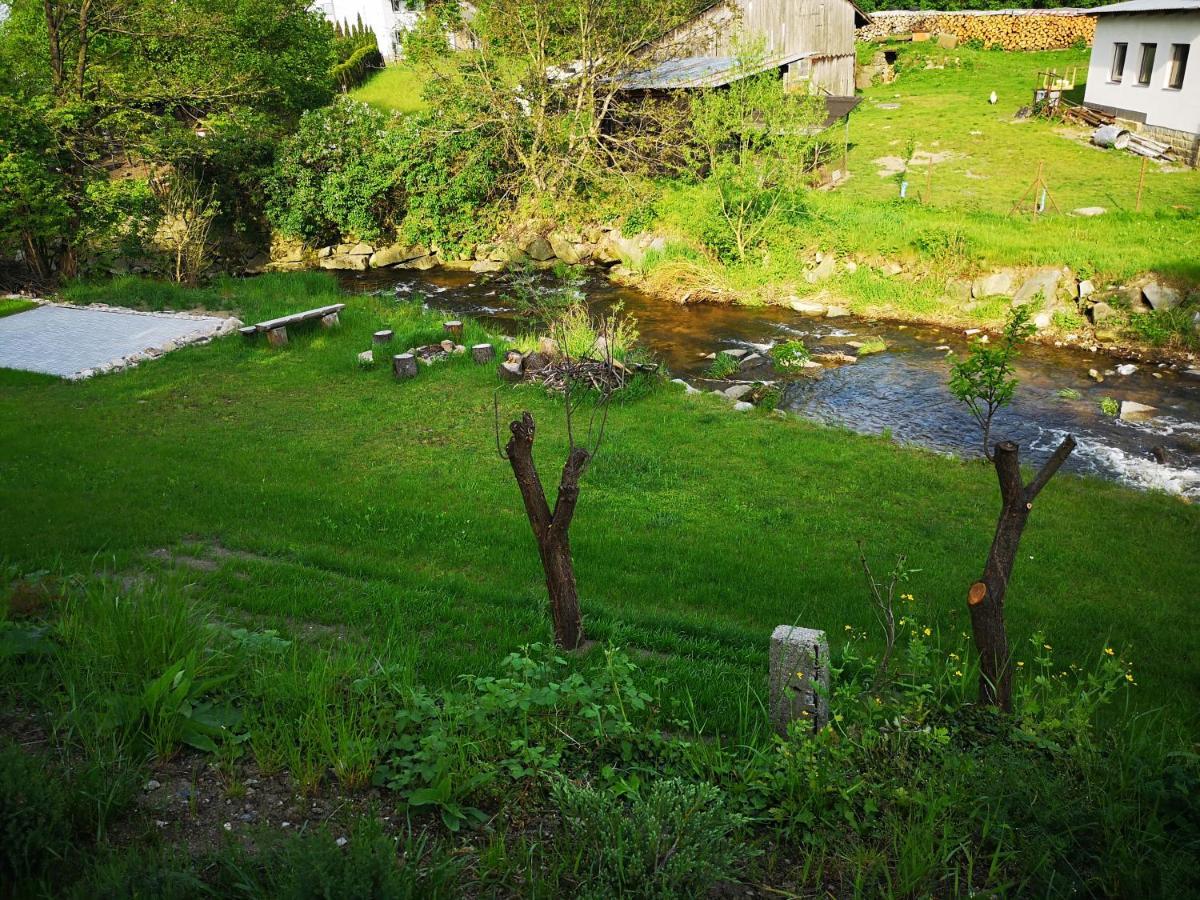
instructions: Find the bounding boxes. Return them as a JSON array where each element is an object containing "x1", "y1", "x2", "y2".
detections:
[{"x1": 633, "y1": 0, "x2": 872, "y2": 97}]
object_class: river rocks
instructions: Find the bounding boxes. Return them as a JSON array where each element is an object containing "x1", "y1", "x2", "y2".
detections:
[
  {"x1": 1078, "y1": 279, "x2": 1095, "y2": 300},
  {"x1": 878, "y1": 261, "x2": 903, "y2": 277},
  {"x1": 489, "y1": 242, "x2": 528, "y2": 264},
  {"x1": 732, "y1": 401, "x2": 755, "y2": 412},
  {"x1": 470, "y1": 260, "x2": 506, "y2": 273},
  {"x1": 724, "y1": 384, "x2": 754, "y2": 400},
  {"x1": 1088, "y1": 301, "x2": 1117, "y2": 326},
  {"x1": 369, "y1": 243, "x2": 427, "y2": 268},
  {"x1": 1119, "y1": 400, "x2": 1157, "y2": 423},
  {"x1": 548, "y1": 232, "x2": 582, "y2": 265},
  {"x1": 318, "y1": 242, "x2": 374, "y2": 271},
  {"x1": 1116, "y1": 363, "x2": 1137, "y2": 375},
  {"x1": 972, "y1": 270, "x2": 1017, "y2": 299},
  {"x1": 524, "y1": 236, "x2": 556, "y2": 262},
  {"x1": 805, "y1": 255, "x2": 837, "y2": 283},
  {"x1": 786, "y1": 297, "x2": 828, "y2": 316},
  {"x1": 825, "y1": 306, "x2": 851, "y2": 318},
  {"x1": 1012, "y1": 267, "x2": 1062, "y2": 307},
  {"x1": 1142, "y1": 282, "x2": 1182, "y2": 311},
  {"x1": 671, "y1": 377, "x2": 701, "y2": 394}
]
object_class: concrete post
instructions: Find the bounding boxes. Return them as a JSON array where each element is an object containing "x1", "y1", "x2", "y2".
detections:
[{"x1": 769, "y1": 625, "x2": 830, "y2": 736}]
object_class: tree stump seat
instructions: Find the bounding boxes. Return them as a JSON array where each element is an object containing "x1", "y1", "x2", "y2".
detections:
[{"x1": 241, "y1": 303, "x2": 346, "y2": 347}]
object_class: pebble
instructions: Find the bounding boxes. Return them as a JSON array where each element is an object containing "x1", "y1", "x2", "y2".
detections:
[
  {"x1": 223, "y1": 822, "x2": 233, "y2": 832},
  {"x1": 336, "y1": 837, "x2": 349, "y2": 848},
  {"x1": 144, "y1": 779, "x2": 162, "y2": 792}
]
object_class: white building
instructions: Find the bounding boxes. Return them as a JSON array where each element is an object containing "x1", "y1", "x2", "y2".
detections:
[
  {"x1": 312, "y1": 1, "x2": 476, "y2": 61},
  {"x1": 1082, "y1": 0, "x2": 1199, "y2": 165}
]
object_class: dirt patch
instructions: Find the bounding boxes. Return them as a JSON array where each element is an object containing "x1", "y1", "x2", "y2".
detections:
[
  {"x1": 874, "y1": 150, "x2": 959, "y2": 178},
  {"x1": 108, "y1": 752, "x2": 401, "y2": 859}
]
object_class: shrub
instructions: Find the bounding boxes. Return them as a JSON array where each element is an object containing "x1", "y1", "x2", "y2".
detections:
[
  {"x1": 705, "y1": 352, "x2": 742, "y2": 379},
  {"x1": 770, "y1": 339, "x2": 812, "y2": 369},
  {"x1": 268, "y1": 99, "x2": 406, "y2": 246},
  {"x1": 553, "y1": 777, "x2": 747, "y2": 898},
  {"x1": 267, "y1": 101, "x2": 506, "y2": 254}
]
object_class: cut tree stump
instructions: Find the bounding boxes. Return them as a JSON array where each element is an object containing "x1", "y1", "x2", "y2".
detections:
[
  {"x1": 320, "y1": 312, "x2": 340, "y2": 328},
  {"x1": 393, "y1": 353, "x2": 418, "y2": 379},
  {"x1": 266, "y1": 327, "x2": 289, "y2": 347},
  {"x1": 472, "y1": 343, "x2": 496, "y2": 364},
  {"x1": 373, "y1": 330, "x2": 394, "y2": 344},
  {"x1": 444, "y1": 321, "x2": 463, "y2": 339}
]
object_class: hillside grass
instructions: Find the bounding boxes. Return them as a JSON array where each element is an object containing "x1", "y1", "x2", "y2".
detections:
[
  {"x1": 644, "y1": 45, "x2": 1200, "y2": 327},
  {"x1": 3, "y1": 273, "x2": 1197, "y2": 728},
  {"x1": 347, "y1": 62, "x2": 430, "y2": 114},
  {"x1": 3, "y1": 273, "x2": 1199, "y2": 895}
]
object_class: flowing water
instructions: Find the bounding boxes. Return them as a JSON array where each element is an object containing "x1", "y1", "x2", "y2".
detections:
[{"x1": 340, "y1": 267, "x2": 1200, "y2": 500}]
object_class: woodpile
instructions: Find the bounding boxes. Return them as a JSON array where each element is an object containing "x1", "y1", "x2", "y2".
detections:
[
  {"x1": 858, "y1": 11, "x2": 1096, "y2": 51},
  {"x1": 929, "y1": 14, "x2": 1096, "y2": 52}
]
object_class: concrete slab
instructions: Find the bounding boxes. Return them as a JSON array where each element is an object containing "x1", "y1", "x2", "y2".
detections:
[{"x1": 0, "y1": 304, "x2": 238, "y2": 379}]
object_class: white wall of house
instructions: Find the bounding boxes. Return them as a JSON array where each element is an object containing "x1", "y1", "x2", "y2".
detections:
[
  {"x1": 312, "y1": 0, "x2": 420, "y2": 61},
  {"x1": 1084, "y1": 12, "x2": 1200, "y2": 136}
]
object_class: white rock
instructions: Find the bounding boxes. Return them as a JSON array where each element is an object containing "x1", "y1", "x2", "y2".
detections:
[
  {"x1": 724, "y1": 384, "x2": 754, "y2": 400},
  {"x1": 670, "y1": 378, "x2": 700, "y2": 395},
  {"x1": 1119, "y1": 400, "x2": 1157, "y2": 423},
  {"x1": 1116, "y1": 363, "x2": 1137, "y2": 375},
  {"x1": 732, "y1": 401, "x2": 754, "y2": 412}
]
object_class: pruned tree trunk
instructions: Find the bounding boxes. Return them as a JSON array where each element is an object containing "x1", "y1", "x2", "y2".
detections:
[
  {"x1": 505, "y1": 411, "x2": 589, "y2": 650},
  {"x1": 968, "y1": 436, "x2": 1076, "y2": 711}
]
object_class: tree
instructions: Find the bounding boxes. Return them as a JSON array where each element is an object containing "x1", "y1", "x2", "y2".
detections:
[
  {"x1": 0, "y1": 0, "x2": 334, "y2": 277},
  {"x1": 496, "y1": 269, "x2": 626, "y2": 649},
  {"x1": 406, "y1": 0, "x2": 696, "y2": 198},
  {"x1": 688, "y1": 54, "x2": 826, "y2": 262},
  {"x1": 949, "y1": 306, "x2": 1034, "y2": 461},
  {"x1": 949, "y1": 307, "x2": 1076, "y2": 710}
]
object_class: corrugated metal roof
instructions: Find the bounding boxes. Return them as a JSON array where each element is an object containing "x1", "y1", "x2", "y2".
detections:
[
  {"x1": 618, "y1": 51, "x2": 814, "y2": 91},
  {"x1": 1088, "y1": 0, "x2": 1200, "y2": 13}
]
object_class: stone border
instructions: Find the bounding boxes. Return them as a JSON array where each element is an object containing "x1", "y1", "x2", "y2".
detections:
[{"x1": 13, "y1": 300, "x2": 243, "y2": 381}]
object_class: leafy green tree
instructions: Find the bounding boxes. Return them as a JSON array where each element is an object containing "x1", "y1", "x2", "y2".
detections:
[
  {"x1": 0, "y1": 0, "x2": 334, "y2": 277},
  {"x1": 948, "y1": 305, "x2": 1035, "y2": 460},
  {"x1": 689, "y1": 58, "x2": 825, "y2": 263}
]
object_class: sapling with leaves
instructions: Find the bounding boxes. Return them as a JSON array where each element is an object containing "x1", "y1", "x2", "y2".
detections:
[
  {"x1": 948, "y1": 306, "x2": 1077, "y2": 711},
  {"x1": 856, "y1": 544, "x2": 917, "y2": 681},
  {"x1": 494, "y1": 267, "x2": 627, "y2": 650}
]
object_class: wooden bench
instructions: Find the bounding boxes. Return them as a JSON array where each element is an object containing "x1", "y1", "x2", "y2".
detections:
[{"x1": 240, "y1": 304, "x2": 345, "y2": 347}]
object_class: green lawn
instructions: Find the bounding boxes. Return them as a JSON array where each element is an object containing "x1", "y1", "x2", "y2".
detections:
[
  {"x1": 2, "y1": 273, "x2": 1197, "y2": 731},
  {"x1": 348, "y1": 63, "x2": 429, "y2": 114},
  {"x1": 0, "y1": 298, "x2": 37, "y2": 318}
]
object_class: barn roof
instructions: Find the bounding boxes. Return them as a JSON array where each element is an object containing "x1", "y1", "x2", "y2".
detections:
[
  {"x1": 1088, "y1": 0, "x2": 1200, "y2": 12},
  {"x1": 618, "y1": 50, "x2": 815, "y2": 91}
]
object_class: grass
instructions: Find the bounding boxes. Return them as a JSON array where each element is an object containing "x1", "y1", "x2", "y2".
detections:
[
  {"x1": 0, "y1": 298, "x2": 37, "y2": 318},
  {"x1": 1, "y1": 273, "x2": 1197, "y2": 725},
  {"x1": 347, "y1": 63, "x2": 430, "y2": 115},
  {"x1": 2, "y1": 273, "x2": 1198, "y2": 895},
  {"x1": 642, "y1": 45, "x2": 1200, "y2": 333}
]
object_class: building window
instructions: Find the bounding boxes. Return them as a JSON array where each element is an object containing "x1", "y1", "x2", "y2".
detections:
[
  {"x1": 1110, "y1": 42, "x2": 1127, "y2": 82},
  {"x1": 1136, "y1": 43, "x2": 1156, "y2": 85},
  {"x1": 1167, "y1": 44, "x2": 1190, "y2": 90}
]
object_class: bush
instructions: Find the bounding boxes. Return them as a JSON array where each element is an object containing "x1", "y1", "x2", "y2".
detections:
[
  {"x1": 553, "y1": 777, "x2": 747, "y2": 898},
  {"x1": 268, "y1": 99, "x2": 407, "y2": 246},
  {"x1": 268, "y1": 101, "x2": 506, "y2": 253}
]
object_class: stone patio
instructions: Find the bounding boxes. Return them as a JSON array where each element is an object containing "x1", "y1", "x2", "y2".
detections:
[{"x1": 0, "y1": 303, "x2": 240, "y2": 379}]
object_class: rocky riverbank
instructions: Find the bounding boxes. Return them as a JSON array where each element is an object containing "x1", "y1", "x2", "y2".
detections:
[{"x1": 269, "y1": 228, "x2": 1199, "y2": 367}]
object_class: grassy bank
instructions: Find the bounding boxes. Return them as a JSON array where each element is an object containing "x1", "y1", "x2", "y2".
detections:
[{"x1": 2, "y1": 273, "x2": 1198, "y2": 895}]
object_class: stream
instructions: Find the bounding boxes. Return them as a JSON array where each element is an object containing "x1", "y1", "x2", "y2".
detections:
[{"x1": 339, "y1": 267, "x2": 1200, "y2": 500}]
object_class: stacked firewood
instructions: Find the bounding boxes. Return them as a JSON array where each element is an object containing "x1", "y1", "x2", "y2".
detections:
[
  {"x1": 928, "y1": 14, "x2": 1096, "y2": 51},
  {"x1": 859, "y1": 12, "x2": 1096, "y2": 51}
]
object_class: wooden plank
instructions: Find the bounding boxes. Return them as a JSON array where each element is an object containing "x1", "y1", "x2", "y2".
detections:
[{"x1": 253, "y1": 303, "x2": 345, "y2": 332}]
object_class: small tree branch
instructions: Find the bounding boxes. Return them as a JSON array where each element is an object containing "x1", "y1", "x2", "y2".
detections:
[{"x1": 1024, "y1": 435, "x2": 1077, "y2": 503}]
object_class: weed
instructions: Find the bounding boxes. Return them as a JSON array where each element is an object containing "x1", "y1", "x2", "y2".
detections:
[
  {"x1": 705, "y1": 353, "x2": 741, "y2": 379},
  {"x1": 1100, "y1": 396, "x2": 1120, "y2": 416}
]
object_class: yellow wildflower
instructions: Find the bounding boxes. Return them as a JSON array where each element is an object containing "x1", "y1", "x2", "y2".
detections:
[
  {"x1": 1017, "y1": 661, "x2": 1025, "y2": 668},
  {"x1": 1104, "y1": 647, "x2": 1115, "y2": 656},
  {"x1": 954, "y1": 670, "x2": 963, "y2": 678},
  {"x1": 923, "y1": 627, "x2": 932, "y2": 637},
  {"x1": 1125, "y1": 673, "x2": 1135, "y2": 683}
]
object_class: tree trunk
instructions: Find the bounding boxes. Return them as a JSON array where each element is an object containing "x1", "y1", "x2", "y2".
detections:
[
  {"x1": 505, "y1": 411, "x2": 589, "y2": 650},
  {"x1": 968, "y1": 436, "x2": 1075, "y2": 711}
]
